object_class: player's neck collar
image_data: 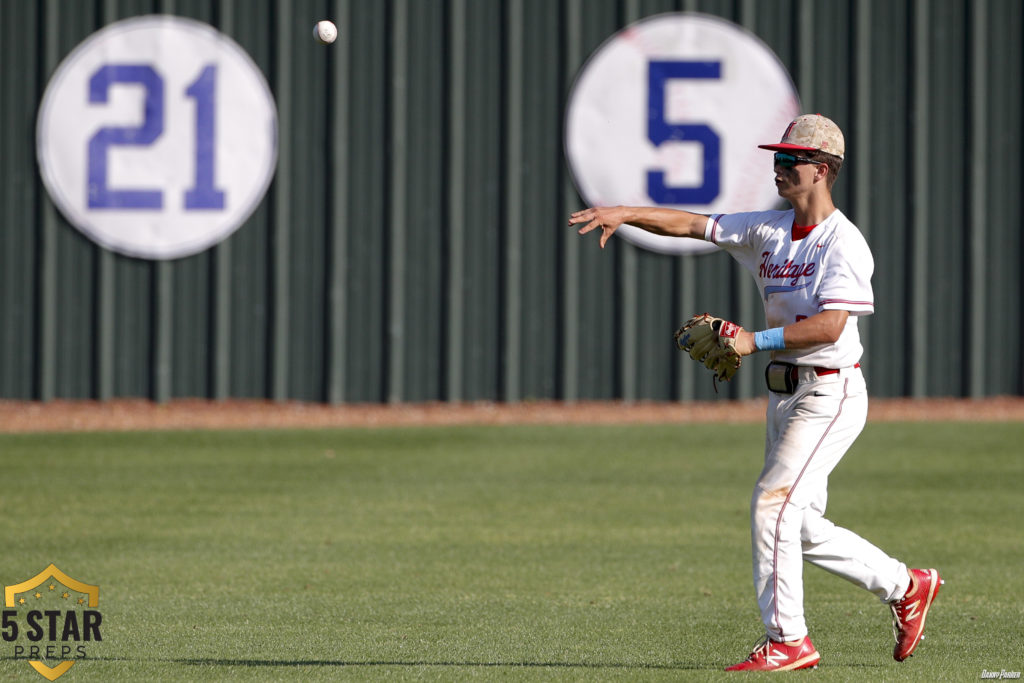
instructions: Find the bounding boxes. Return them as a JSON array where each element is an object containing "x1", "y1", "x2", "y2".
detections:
[{"x1": 792, "y1": 221, "x2": 818, "y2": 241}]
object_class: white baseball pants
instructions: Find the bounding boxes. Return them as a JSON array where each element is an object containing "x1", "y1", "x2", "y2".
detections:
[{"x1": 751, "y1": 366, "x2": 910, "y2": 642}]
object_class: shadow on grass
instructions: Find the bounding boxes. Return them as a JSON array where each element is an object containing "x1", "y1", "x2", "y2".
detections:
[
  {"x1": 174, "y1": 658, "x2": 707, "y2": 671},
  {"x1": 0, "y1": 655, "x2": 703, "y2": 670}
]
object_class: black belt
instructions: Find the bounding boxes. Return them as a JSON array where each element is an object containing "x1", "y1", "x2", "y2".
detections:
[{"x1": 765, "y1": 362, "x2": 860, "y2": 394}]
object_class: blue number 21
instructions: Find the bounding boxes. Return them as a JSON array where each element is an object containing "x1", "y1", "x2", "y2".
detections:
[
  {"x1": 646, "y1": 60, "x2": 721, "y2": 206},
  {"x1": 88, "y1": 64, "x2": 225, "y2": 210}
]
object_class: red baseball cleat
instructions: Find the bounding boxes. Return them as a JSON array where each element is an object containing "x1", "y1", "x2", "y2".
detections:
[
  {"x1": 725, "y1": 636, "x2": 820, "y2": 671},
  {"x1": 891, "y1": 568, "x2": 943, "y2": 661}
]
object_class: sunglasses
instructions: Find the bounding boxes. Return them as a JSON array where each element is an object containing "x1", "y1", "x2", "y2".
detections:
[{"x1": 774, "y1": 152, "x2": 826, "y2": 169}]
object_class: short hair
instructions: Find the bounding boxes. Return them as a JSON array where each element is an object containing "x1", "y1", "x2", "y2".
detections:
[{"x1": 805, "y1": 150, "x2": 843, "y2": 190}]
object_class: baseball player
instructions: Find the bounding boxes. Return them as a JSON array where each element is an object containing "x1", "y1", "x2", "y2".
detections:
[{"x1": 568, "y1": 114, "x2": 942, "y2": 671}]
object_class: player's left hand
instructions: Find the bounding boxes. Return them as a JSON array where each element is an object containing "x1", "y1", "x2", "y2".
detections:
[{"x1": 675, "y1": 313, "x2": 752, "y2": 381}]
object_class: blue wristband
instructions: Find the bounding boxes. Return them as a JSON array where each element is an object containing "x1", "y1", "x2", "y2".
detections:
[{"x1": 754, "y1": 327, "x2": 786, "y2": 351}]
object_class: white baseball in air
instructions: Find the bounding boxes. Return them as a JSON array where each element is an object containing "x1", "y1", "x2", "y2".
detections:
[{"x1": 313, "y1": 20, "x2": 337, "y2": 45}]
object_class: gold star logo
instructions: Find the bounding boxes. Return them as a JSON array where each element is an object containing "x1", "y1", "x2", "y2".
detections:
[{"x1": 4, "y1": 565, "x2": 101, "y2": 681}]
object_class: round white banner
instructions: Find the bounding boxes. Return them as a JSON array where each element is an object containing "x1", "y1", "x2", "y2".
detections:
[
  {"x1": 37, "y1": 15, "x2": 278, "y2": 260},
  {"x1": 565, "y1": 13, "x2": 800, "y2": 255}
]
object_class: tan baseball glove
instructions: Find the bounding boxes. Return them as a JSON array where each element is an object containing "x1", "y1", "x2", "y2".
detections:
[{"x1": 674, "y1": 313, "x2": 743, "y2": 382}]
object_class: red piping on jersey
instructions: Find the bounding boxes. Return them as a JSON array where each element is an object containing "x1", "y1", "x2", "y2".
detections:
[
  {"x1": 820, "y1": 298, "x2": 873, "y2": 308},
  {"x1": 771, "y1": 378, "x2": 850, "y2": 637},
  {"x1": 710, "y1": 215, "x2": 723, "y2": 244}
]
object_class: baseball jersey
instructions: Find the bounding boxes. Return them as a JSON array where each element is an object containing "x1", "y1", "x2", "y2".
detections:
[{"x1": 704, "y1": 208, "x2": 874, "y2": 368}]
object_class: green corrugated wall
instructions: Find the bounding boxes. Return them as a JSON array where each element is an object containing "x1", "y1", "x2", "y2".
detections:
[{"x1": 1, "y1": 0, "x2": 1021, "y2": 403}]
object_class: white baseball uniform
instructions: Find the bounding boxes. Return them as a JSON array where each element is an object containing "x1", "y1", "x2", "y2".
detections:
[{"x1": 705, "y1": 208, "x2": 911, "y2": 642}]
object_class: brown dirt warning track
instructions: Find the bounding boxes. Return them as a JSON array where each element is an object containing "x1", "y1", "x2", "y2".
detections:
[{"x1": 0, "y1": 397, "x2": 1021, "y2": 433}]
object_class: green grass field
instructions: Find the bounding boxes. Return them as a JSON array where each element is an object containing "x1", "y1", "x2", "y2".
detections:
[{"x1": 0, "y1": 421, "x2": 1020, "y2": 681}]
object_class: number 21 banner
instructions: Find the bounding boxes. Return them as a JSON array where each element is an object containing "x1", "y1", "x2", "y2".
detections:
[
  {"x1": 37, "y1": 16, "x2": 278, "y2": 260},
  {"x1": 565, "y1": 13, "x2": 800, "y2": 255}
]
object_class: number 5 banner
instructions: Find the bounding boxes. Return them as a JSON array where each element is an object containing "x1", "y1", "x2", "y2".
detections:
[
  {"x1": 37, "y1": 16, "x2": 278, "y2": 260},
  {"x1": 565, "y1": 13, "x2": 800, "y2": 255}
]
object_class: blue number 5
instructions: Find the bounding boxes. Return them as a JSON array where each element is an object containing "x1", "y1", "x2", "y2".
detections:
[
  {"x1": 88, "y1": 65, "x2": 164, "y2": 209},
  {"x1": 647, "y1": 60, "x2": 721, "y2": 205}
]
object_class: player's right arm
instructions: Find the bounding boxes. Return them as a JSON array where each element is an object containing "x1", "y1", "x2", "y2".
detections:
[{"x1": 569, "y1": 206, "x2": 708, "y2": 249}]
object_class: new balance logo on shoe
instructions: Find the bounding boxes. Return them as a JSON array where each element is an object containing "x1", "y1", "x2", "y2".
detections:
[
  {"x1": 902, "y1": 598, "x2": 922, "y2": 623},
  {"x1": 764, "y1": 646, "x2": 791, "y2": 668}
]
